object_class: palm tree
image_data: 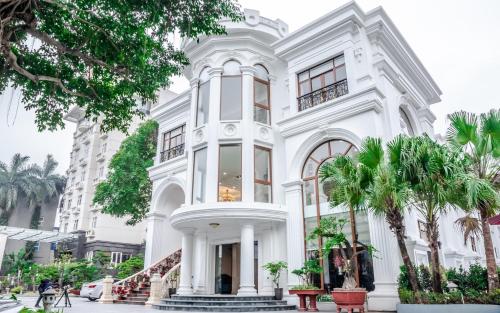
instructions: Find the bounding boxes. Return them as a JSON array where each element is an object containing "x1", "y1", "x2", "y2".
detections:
[
  {"x1": 0, "y1": 154, "x2": 38, "y2": 225},
  {"x1": 25, "y1": 155, "x2": 66, "y2": 258},
  {"x1": 395, "y1": 136, "x2": 469, "y2": 293},
  {"x1": 447, "y1": 110, "x2": 500, "y2": 290},
  {"x1": 320, "y1": 137, "x2": 421, "y2": 298}
]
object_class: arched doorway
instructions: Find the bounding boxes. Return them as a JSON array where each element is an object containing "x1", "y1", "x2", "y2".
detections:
[
  {"x1": 301, "y1": 139, "x2": 375, "y2": 292},
  {"x1": 146, "y1": 182, "x2": 185, "y2": 265}
]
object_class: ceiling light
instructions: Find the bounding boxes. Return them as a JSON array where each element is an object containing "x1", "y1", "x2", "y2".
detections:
[{"x1": 209, "y1": 223, "x2": 220, "y2": 229}]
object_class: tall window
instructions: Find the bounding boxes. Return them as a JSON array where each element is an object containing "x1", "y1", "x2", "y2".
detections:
[
  {"x1": 301, "y1": 140, "x2": 374, "y2": 291},
  {"x1": 418, "y1": 220, "x2": 427, "y2": 241},
  {"x1": 400, "y1": 108, "x2": 415, "y2": 136},
  {"x1": 68, "y1": 199, "x2": 72, "y2": 209},
  {"x1": 192, "y1": 148, "x2": 207, "y2": 204},
  {"x1": 254, "y1": 146, "x2": 272, "y2": 202},
  {"x1": 220, "y1": 60, "x2": 242, "y2": 120},
  {"x1": 91, "y1": 216, "x2": 97, "y2": 228},
  {"x1": 218, "y1": 144, "x2": 242, "y2": 202},
  {"x1": 161, "y1": 124, "x2": 186, "y2": 162},
  {"x1": 254, "y1": 64, "x2": 270, "y2": 125},
  {"x1": 77, "y1": 195, "x2": 82, "y2": 206},
  {"x1": 297, "y1": 54, "x2": 348, "y2": 111},
  {"x1": 73, "y1": 219, "x2": 79, "y2": 231},
  {"x1": 196, "y1": 67, "x2": 211, "y2": 126}
]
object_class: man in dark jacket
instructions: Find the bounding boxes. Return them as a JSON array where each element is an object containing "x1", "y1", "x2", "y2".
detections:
[{"x1": 34, "y1": 279, "x2": 52, "y2": 308}]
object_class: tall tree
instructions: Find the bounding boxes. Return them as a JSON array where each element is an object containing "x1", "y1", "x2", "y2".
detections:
[
  {"x1": 0, "y1": 0, "x2": 241, "y2": 132},
  {"x1": 93, "y1": 120, "x2": 158, "y2": 225},
  {"x1": 0, "y1": 153, "x2": 38, "y2": 225},
  {"x1": 320, "y1": 137, "x2": 420, "y2": 298},
  {"x1": 447, "y1": 110, "x2": 500, "y2": 290},
  {"x1": 25, "y1": 155, "x2": 66, "y2": 259}
]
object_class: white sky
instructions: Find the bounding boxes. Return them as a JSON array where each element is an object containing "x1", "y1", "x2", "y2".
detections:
[{"x1": 1, "y1": 0, "x2": 499, "y2": 174}]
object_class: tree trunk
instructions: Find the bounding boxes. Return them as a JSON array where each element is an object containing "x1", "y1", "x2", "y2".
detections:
[
  {"x1": 480, "y1": 206, "x2": 499, "y2": 291},
  {"x1": 386, "y1": 211, "x2": 420, "y2": 302},
  {"x1": 426, "y1": 217, "x2": 443, "y2": 293}
]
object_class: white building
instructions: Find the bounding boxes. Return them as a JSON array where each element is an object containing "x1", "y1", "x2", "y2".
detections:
[
  {"x1": 144, "y1": 2, "x2": 486, "y2": 311},
  {"x1": 57, "y1": 107, "x2": 147, "y2": 264}
]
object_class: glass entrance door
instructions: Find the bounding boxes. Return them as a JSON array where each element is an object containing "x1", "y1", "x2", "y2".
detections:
[{"x1": 215, "y1": 243, "x2": 240, "y2": 294}]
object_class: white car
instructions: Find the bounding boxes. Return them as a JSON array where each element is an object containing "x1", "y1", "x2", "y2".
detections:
[{"x1": 80, "y1": 279, "x2": 104, "y2": 300}]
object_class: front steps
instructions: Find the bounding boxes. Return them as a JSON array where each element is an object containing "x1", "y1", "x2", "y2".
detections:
[
  {"x1": 113, "y1": 286, "x2": 150, "y2": 305},
  {"x1": 153, "y1": 295, "x2": 296, "y2": 312}
]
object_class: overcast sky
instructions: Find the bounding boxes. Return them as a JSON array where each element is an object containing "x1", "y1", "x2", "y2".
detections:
[{"x1": 0, "y1": 0, "x2": 498, "y2": 174}]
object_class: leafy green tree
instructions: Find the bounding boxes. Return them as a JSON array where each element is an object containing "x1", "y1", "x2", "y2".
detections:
[
  {"x1": 447, "y1": 110, "x2": 500, "y2": 290},
  {"x1": 93, "y1": 120, "x2": 158, "y2": 225},
  {"x1": 0, "y1": 0, "x2": 241, "y2": 132},
  {"x1": 320, "y1": 137, "x2": 420, "y2": 297},
  {"x1": 262, "y1": 261, "x2": 287, "y2": 289},
  {"x1": 0, "y1": 154, "x2": 38, "y2": 225},
  {"x1": 116, "y1": 255, "x2": 144, "y2": 280}
]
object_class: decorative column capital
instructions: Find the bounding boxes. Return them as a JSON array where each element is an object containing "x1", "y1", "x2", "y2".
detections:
[
  {"x1": 145, "y1": 211, "x2": 167, "y2": 220},
  {"x1": 207, "y1": 67, "x2": 223, "y2": 77},
  {"x1": 189, "y1": 78, "x2": 200, "y2": 88},
  {"x1": 282, "y1": 179, "x2": 303, "y2": 192},
  {"x1": 240, "y1": 65, "x2": 256, "y2": 76}
]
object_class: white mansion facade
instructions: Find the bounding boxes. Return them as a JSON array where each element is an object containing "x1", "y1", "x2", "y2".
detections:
[{"x1": 144, "y1": 2, "x2": 485, "y2": 311}]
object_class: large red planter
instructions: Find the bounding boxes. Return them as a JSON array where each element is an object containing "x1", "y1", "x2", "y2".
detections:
[
  {"x1": 331, "y1": 288, "x2": 367, "y2": 312},
  {"x1": 289, "y1": 289, "x2": 324, "y2": 312}
]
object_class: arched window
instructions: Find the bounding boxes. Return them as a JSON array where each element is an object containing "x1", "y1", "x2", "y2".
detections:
[
  {"x1": 253, "y1": 64, "x2": 270, "y2": 125},
  {"x1": 196, "y1": 67, "x2": 211, "y2": 127},
  {"x1": 302, "y1": 140, "x2": 375, "y2": 291},
  {"x1": 400, "y1": 108, "x2": 415, "y2": 136},
  {"x1": 221, "y1": 60, "x2": 242, "y2": 120}
]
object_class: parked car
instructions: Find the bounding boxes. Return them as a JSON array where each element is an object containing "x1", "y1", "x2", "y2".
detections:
[
  {"x1": 86, "y1": 278, "x2": 119, "y2": 301},
  {"x1": 80, "y1": 280, "x2": 104, "y2": 300}
]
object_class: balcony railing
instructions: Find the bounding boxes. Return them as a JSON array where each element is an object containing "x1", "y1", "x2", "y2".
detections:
[
  {"x1": 297, "y1": 79, "x2": 348, "y2": 112},
  {"x1": 160, "y1": 144, "x2": 185, "y2": 162}
]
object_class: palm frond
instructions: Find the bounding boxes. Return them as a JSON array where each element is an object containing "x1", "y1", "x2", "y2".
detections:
[
  {"x1": 446, "y1": 111, "x2": 479, "y2": 147},
  {"x1": 454, "y1": 214, "x2": 481, "y2": 245}
]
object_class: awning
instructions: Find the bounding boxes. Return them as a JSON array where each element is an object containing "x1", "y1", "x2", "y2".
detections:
[
  {"x1": 0, "y1": 226, "x2": 76, "y2": 243},
  {"x1": 489, "y1": 215, "x2": 500, "y2": 225}
]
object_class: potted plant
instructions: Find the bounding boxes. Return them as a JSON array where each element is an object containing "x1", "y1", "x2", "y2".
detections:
[
  {"x1": 308, "y1": 216, "x2": 374, "y2": 312},
  {"x1": 289, "y1": 259, "x2": 324, "y2": 311},
  {"x1": 263, "y1": 261, "x2": 288, "y2": 300},
  {"x1": 167, "y1": 271, "x2": 179, "y2": 297}
]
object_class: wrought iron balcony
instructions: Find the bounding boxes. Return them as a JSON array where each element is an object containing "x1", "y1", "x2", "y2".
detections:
[
  {"x1": 160, "y1": 144, "x2": 185, "y2": 162},
  {"x1": 297, "y1": 79, "x2": 348, "y2": 112}
]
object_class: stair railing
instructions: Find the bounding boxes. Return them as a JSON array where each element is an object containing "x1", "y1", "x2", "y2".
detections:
[
  {"x1": 112, "y1": 249, "x2": 181, "y2": 297},
  {"x1": 160, "y1": 263, "x2": 181, "y2": 298}
]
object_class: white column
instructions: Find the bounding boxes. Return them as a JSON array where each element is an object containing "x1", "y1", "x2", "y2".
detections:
[
  {"x1": 283, "y1": 180, "x2": 305, "y2": 289},
  {"x1": 177, "y1": 231, "x2": 194, "y2": 295},
  {"x1": 238, "y1": 224, "x2": 257, "y2": 296},
  {"x1": 205, "y1": 68, "x2": 223, "y2": 203},
  {"x1": 240, "y1": 66, "x2": 256, "y2": 203},
  {"x1": 193, "y1": 232, "x2": 208, "y2": 294},
  {"x1": 184, "y1": 78, "x2": 200, "y2": 205},
  {"x1": 143, "y1": 212, "x2": 167, "y2": 268},
  {"x1": 366, "y1": 212, "x2": 400, "y2": 311},
  {"x1": 99, "y1": 275, "x2": 114, "y2": 304},
  {"x1": 0, "y1": 233, "x2": 7, "y2": 271},
  {"x1": 260, "y1": 228, "x2": 274, "y2": 295}
]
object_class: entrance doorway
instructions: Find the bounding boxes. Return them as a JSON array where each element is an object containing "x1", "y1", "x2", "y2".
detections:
[{"x1": 214, "y1": 241, "x2": 259, "y2": 295}]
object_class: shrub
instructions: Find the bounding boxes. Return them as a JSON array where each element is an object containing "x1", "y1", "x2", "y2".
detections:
[
  {"x1": 446, "y1": 263, "x2": 488, "y2": 293},
  {"x1": 317, "y1": 294, "x2": 332, "y2": 302},
  {"x1": 418, "y1": 265, "x2": 432, "y2": 292},
  {"x1": 10, "y1": 286, "x2": 22, "y2": 294},
  {"x1": 116, "y1": 255, "x2": 144, "y2": 280}
]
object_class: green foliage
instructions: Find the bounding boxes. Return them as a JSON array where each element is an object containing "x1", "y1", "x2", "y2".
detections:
[
  {"x1": 446, "y1": 264, "x2": 488, "y2": 293},
  {"x1": 316, "y1": 294, "x2": 332, "y2": 302},
  {"x1": 116, "y1": 255, "x2": 144, "y2": 280},
  {"x1": 2, "y1": 249, "x2": 34, "y2": 276},
  {"x1": 10, "y1": 286, "x2": 22, "y2": 294},
  {"x1": 93, "y1": 120, "x2": 158, "y2": 225},
  {"x1": 262, "y1": 261, "x2": 287, "y2": 288},
  {"x1": 0, "y1": 0, "x2": 242, "y2": 132},
  {"x1": 291, "y1": 259, "x2": 322, "y2": 288}
]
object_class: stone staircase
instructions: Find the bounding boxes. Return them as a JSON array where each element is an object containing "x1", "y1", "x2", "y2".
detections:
[
  {"x1": 113, "y1": 250, "x2": 181, "y2": 305},
  {"x1": 153, "y1": 295, "x2": 296, "y2": 312},
  {"x1": 113, "y1": 284, "x2": 151, "y2": 305}
]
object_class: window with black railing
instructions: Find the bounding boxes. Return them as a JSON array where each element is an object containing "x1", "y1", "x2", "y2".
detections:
[
  {"x1": 160, "y1": 124, "x2": 186, "y2": 162},
  {"x1": 297, "y1": 54, "x2": 348, "y2": 112}
]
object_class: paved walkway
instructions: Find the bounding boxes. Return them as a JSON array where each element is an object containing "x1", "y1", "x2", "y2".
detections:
[{"x1": 15, "y1": 296, "x2": 384, "y2": 313}]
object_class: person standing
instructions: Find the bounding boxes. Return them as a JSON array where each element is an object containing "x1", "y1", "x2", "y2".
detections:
[{"x1": 34, "y1": 279, "x2": 51, "y2": 308}]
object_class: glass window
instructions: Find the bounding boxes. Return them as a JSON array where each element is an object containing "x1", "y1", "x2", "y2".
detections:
[
  {"x1": 196, "y1": 81, "x2": 210, "y2": 127},
  {"x1": 192, "y1": 148, "x2": 207, "y2": 204},
  {"x1": 161, "y1": 124, "x2": 186, "y2": 162},
  {"x1": 254, "y1": 78, "x2": 270, "y2": 125},
  {"x1": 297, "y1": 54, "x2": 348, "y2": 111},
  {"x1": 301, "y1": 140, "x2": 374, "y2": 291},
  {"x1": 400, "y1": 108, "x2": 415, "y2": 136},
  {"x1": 221, "y1": 76, "x2": 242, "y2": 120},
  {"x1": 218, "y1": 144, "x2": 242, "y2": 202},
  {"x1": 254, "y1": 146, "x2": 272, "y2": 203}
]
